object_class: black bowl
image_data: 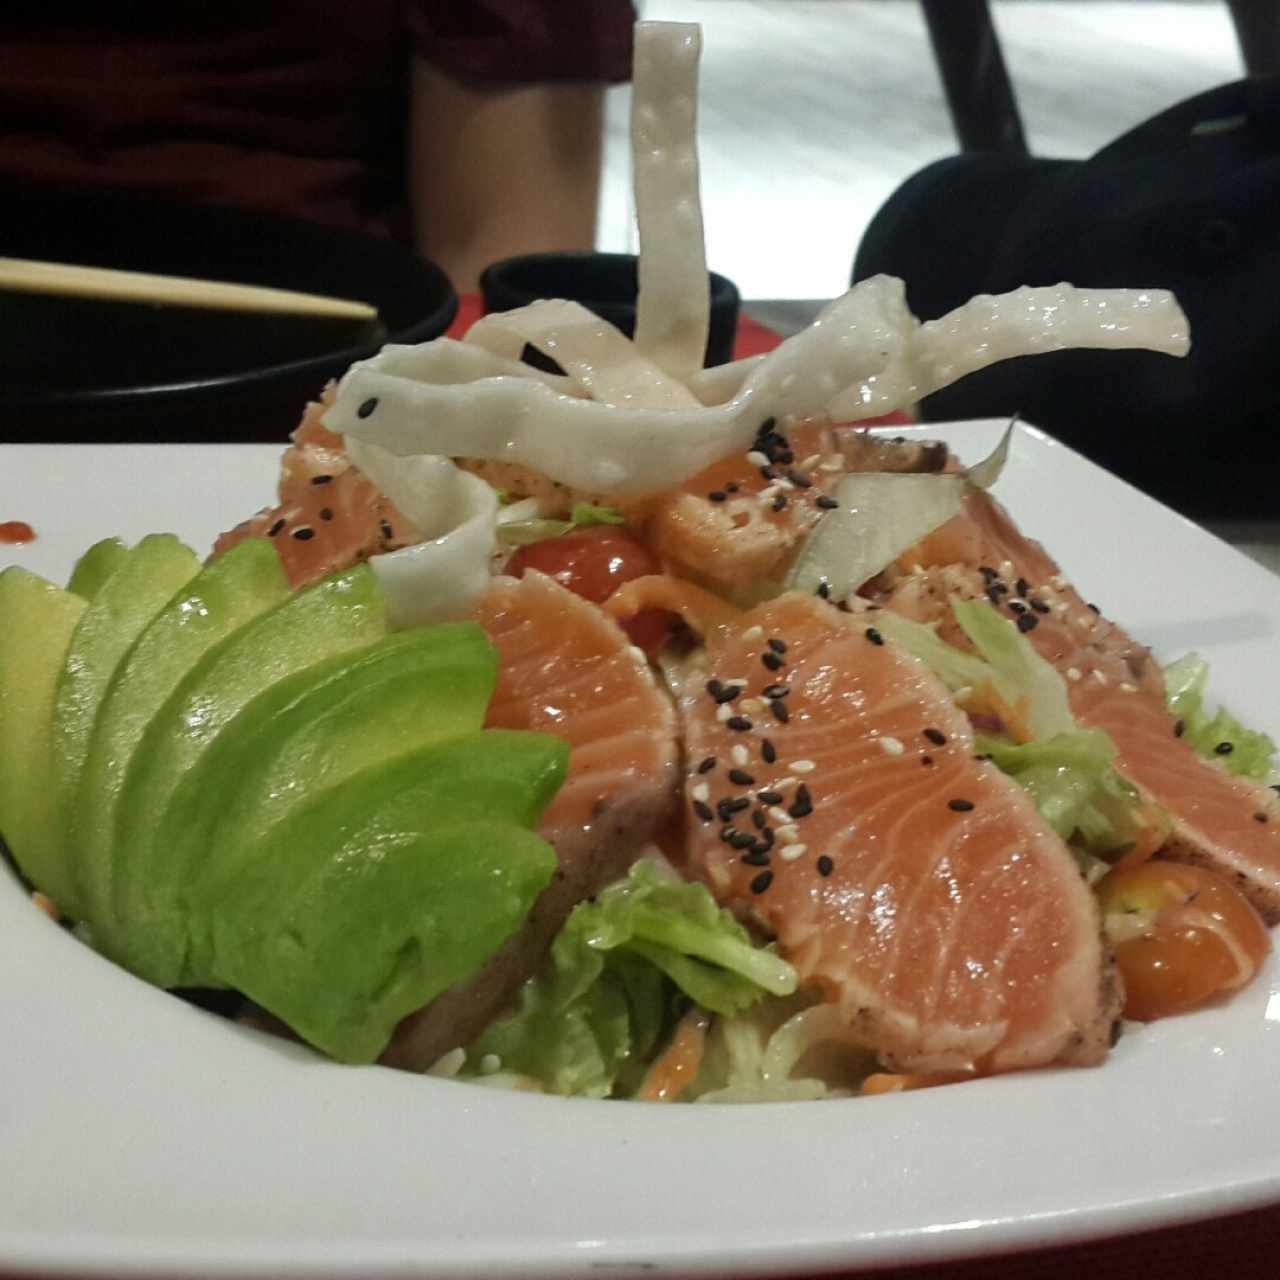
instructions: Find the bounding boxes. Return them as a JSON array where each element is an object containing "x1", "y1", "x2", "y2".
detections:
[
  {"x1": 0, "y1": 190, "x2": 457, "y2": 443},
  {"x1": 480, "y1": 251, "x2": 740, "y2": 368}
]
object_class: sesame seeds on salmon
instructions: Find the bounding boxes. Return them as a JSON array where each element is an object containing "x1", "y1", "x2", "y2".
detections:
[
  {"x1": 669, "y1": 590, "x2": 1120, "y2": 1075},
  {"x1": 886, "y1": 487, "x2": 1280, "y2": 923}
]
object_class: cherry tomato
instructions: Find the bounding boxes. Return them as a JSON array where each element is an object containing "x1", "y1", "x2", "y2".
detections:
[
  {"x1": 504, "y1": 527, "x2": 675, "y2": 654},
  {"x1": 1096, "y1": 861, "x2": 1271, "y2": 1022}
]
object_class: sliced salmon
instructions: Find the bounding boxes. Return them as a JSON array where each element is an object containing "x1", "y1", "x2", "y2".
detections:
[
  {"x1": 382, "y1": 570, "x2": 681, "y2": 1069},
  {"x1": 646, "y1": 420, "x2": 946, "y2": 598},
  {"x1": 887, "y1": 488, "x2": 1280, "y2": 921},
  {"x1": 213, "y1": 393, "x2": 419, "y2": 588},
  {"x1": 668, "y1": 590, "x2": 1119, "y2": 1075}
]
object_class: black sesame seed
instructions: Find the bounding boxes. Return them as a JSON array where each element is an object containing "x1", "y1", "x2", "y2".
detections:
[
  {"x1": 989, "y1": 581, "x2": 1008, "y2": 596},
  {"x1": 923, "y1": 728, "x2": 947, "y2": 746},
  {"x1": 921, "y1": 755, "x2": 934, "y2": 766},
  {"x1": 697, "y1": 756, "x2": 717, "y2": 774},
  {"x1": 1016, "y1": 613, "x2": 1038, "y2": 633},
  {"x1": 692, "y1": 800, "x2": 714, "y2": 822},
  {"x1": 788, "y1": 784, "x2": 813, "y2": 819},
  {"x1": 815, "y1": 581, "x2": 831, "y2": 600},
  {"x1": 749, "y1": 870, "x2": 774, "y2": 895},
  {"x1": 1008, "y1": 600, "x2": 1027, "y2": 615},
  {"x1": 787, "y1": 471, "x2": 812, "y2": 489},
  {"x1": 758, "y1": 826, "x2": 775, "y2": 851},
  {"x1": 719, "y1": 826, "x2": 737, "y2": 844},
  {"x1": 1215, "y1": 741, "x2": 1235, "y2": 755},
  {"x1": 1029, "y1": 598, "x2": 1050, "y2": 614},
  {"x1": 1015, "y1": 577, "x2": 1031, "y2": 598},
  {"x1": 727, "y1": 483, "x2": 739, "y2": 494},
  {"x1": 380, "y1": 520, "x2": 394, "y2": 540},
  {"x1": 771, "y1": 493, "x2": 789, "y2": 512},
  {"x1": 707, "y1": 490, "x2": 728, "y2": 503},
  {"x1": 865, "y1": 627, "x2": 884, "y2": 646},
  {"x1": 310, "y1": 474, "x2": 334, "y2": 486},
  {"x1": 761, "y1": 739, "x2": 778, "y2": 764},
  {"x1": 767, "y1": 637, "x2": 787, "y2": 654},
  {"x1": 776, "y1": 449, "x2": 795, "y2": 466},
  {"x1": 357, "y1": 397, "x2": 379, "y2": 419},
  {"x1": 1174, "y1": 719, "x2": 1186, "y2": 738},
  {"x1": 1272, "y1": 785, "x2": 1280, "y2": 796},
  {"x1": 763, "y1": 683, "x2": 790, "y2": 699},
  {"x1": 769, "y1": 698, "x2": 790, "y2": 724},
  {"x1": 727, "y1": 715, "x2": 753, "y2": 732},
  {"x1": 758, "y1": 416, "x2": 777, "y2": 434},
  {"x1": 267, "y1": 518, "x2": 286, "y2": 538},
  {"x1": 728, "y1": 768, "x2": 756, "y2": 786},
  {"x1": 757, "y1": 790, "x2": 784, "y2": 806},
  {"x1": 762, "y1": 651, "x2": 785, "y2": 672},
  {"x1": 979, "y1": 565, "x2": 999, "y2": 581},
  {"x1": 1087, "y1": 602, "x2": 1100, "y2": 614},
  {"x1": 759, "y1": 465, "x2": 778, "y2": 481},
  {"x1": 986, "y1": 588, "x2": 1004, "y2": 608},
  {"x1": 291, "y1": 527, "x2": 315, "y2": 541},
  {"x1": 319, "y1": 507, "x2": 334, "y2": 521},
  {"x1": 707, "y1": 678, "x2": 738, "y2": 704},
  {"x1": 729, "y1": 830, "x2": 758, "y2": 850},
  {"x1": 718, "y1": 796, "x2": 751, "y2": 819},
  {"x1": 948, "y1": 798, "x2": 975, "y2": 812},
  {"x1": 1254, "y1": 812, "x2": 1269, "y2": 824},
  {"x1": 815, "y1": 495, "x2": 839, "y2": 510},
  {"x1": 751, "y1": 809, "x2": 768, "y2": 830},
  {"x1": 1110, "y1": 1019, "x2": 1124, "y2": 1048},
  {"x1": 816, "y1": 855, "x2": 834, "y2": 877},
  {"x1": 741, "y1": 848, "x2": 771, "y2": 867}
]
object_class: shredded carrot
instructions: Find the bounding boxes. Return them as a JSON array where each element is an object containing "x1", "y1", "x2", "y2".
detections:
[
  {"x1": 636, "y1": 1009, "x2": 711, "y2": 1103},
  {"x1": 31, "y1": 891, "x2": 58, "y2": 921},
  {"x1": 860, "y1": 1070, "x2": 974, "y2": 1096}
]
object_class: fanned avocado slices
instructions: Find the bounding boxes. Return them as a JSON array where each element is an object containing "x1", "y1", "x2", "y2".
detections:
[
  {"x1": 0, "y1": 569, "x2": 86, "y2": 895},
  {"x1": 197, "y1": 731, "x2": 568, "y2": 1063},
  {"x1": 109, "y1": 564, "x2": 387, "y2": 984},
  {"x1": 49, "y1": 534, "x2": 201, "y2": 920},
  {"x1": 72, "y1": 539, "x2": 290, "y2": 951},
  {"x1": 66, "y1": 538, "x2": 128, "y2": 602},
  {"x1": 143, "y1": 622, "x2": 498, "y2": 985}
]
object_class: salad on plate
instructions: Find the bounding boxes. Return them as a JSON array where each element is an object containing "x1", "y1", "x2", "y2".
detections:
[{"x1": 1, "y1": 21, "x2": 1276, "y2": 1103}]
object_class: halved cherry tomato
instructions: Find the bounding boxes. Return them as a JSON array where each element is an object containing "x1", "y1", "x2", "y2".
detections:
[
  {"x1": 1096, "y1": 861, "x2": 1270, "y2": 1022},
  {"x1": 504, "y1": 527, "x2": 676, "y2": 655}
]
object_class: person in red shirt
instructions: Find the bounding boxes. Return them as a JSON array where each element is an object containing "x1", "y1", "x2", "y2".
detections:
[{"x1": 0, "y1": 1, "x2": 635, "y2": 287}]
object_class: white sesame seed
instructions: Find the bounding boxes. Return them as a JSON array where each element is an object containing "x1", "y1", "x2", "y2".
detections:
[
  {"x1": 740, "y1": 697, "x2": 765, "y2": 714},
  {"x1": 628, "y1": 646, "x2": 648, "y2": 665},
  {"x1": 716, "y1": 703, "x2": 734, "y2": 722},
  {"x1": 779, "y1": 843, "x2": 808, "y2": 862},
  {"x1": 800, "y1": 454, "x2": 822, "y2": 471},
  {"x1": 1000, "y1": 560, "x2": 1014, "y2": 578},
  {"x1": 790, "y1": 759, "x2": 816, "y2": 773},
  {"x1": 1066, "y1": 667, "x2": 1082, "y2": 682},
  {"x1": 1092, "y1": 669, "x2": 1109, "y2": 685},
  {"x1": 771, "y1": 776, "x2": 797, "y2": 791},
  {"x1": 691, "y1": 782, "x2": 710, "y2": 802},
  {"x1": 758, "y1": 485, "x2": 781, "y2": 502},
  {"x1": 877, "y1": 736, "x2": 905, "y2": 756},
  {"x1": 479, "y1": 1053, "x2": 502, "y2": 1076},
  {"x1": 427, "y1": 1047, "x2": 466, "y2": 1078},
  {"x1": 746, "y1": 450, "x2": 769, "y2": 467},
  {"x1": 954, "y1": 686, "x2": 973, "y2": 703},
  {"x1": 731, "y1": 744, "x2": 750, "y2": 767},
  {"x1": 1119, "y1": 681, "x2": 1138, "y2": 693},
  {"x1": 742, "y1": 625, "x2": 764, "y2": 642},
  {"x1": 775, "y1": 824, "x2": 800, "y2": 845}
]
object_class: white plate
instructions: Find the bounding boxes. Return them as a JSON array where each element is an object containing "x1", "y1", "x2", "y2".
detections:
[{"x1": 2, "y1": 421, "x2": 1279, "y2": 1279}]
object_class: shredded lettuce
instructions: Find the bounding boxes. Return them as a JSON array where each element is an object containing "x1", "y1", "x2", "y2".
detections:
[
  {"x1": 497, "y1": 502, "x2": 627, "y2": 549},
  {"x1": 463, "y1": 860, "x2": 796, "y2": 1098},
  {"x1": 1164, "y1": 654, "x2": 1278, "y2": 781},
  {"x1": 974, "y1": 730, "x2": 1158, "y2": 856}
]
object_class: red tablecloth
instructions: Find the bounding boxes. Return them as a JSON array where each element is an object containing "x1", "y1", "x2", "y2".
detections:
[{"x1": 449, "y1": 292, "x2": 1280, "y2": 1275}]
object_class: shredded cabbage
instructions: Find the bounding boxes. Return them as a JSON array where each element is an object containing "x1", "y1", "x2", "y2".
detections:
[{"x1": 1164, "y1": 654, "x2": 1278, "y2": 781}]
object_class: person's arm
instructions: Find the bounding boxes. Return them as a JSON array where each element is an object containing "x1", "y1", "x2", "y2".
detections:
[{"x1": 408, "y1": 58, "x2": 605, "y2": 291}]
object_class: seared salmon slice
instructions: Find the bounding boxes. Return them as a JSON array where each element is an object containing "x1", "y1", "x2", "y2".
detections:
[
  {"x1": 889, "y1": 488, "x2": 1280, "y2": 921},
  {"x1": 383, "y1": 571, "x2": 681, "y2": 1068},
  {"x1": 213, "y1": 394, "x2": 418, "y2": 588},
  {"x1": 670, "y1": 590, "x2": 1120, "y2": 1075}
]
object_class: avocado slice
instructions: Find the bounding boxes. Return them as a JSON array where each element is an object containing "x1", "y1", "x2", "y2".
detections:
[
  {"x1": 66, "y1": 538, "x2": 128, "y2": 601},
  {"x1": 73, "y1": 539, "x2": 290, "y2": 951},
  {"x1": 151, "y1": 622, "x2": 497, "y2": 984},
  {"x1": 50, "y1": 534, "x2": 201, "y2": 921},
  {"x1": 197, "y1": 730, "x2": 568, "y2": 1063},
  {"x1": 110, "y1": 564, "x2": 387, "y2": 983},
  {"x1": 0, "y1": 568, "x2": 86, "y2": 899}
]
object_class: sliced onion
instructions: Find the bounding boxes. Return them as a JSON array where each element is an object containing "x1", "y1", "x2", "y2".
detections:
[
  {"x1": 346, "y1": 439, "x2": 498, "y2": 627},
  {"x1": 464, "y1": 299, "x2": 698, "y2": 409},
  {"x1": 784, "y1": 424, "x2": 1013, "y2": 598},
  {"x1": 631, "y1": 22, "x2": 709, "y2": 383}
]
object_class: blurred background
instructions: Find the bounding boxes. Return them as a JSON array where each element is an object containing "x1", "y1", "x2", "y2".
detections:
[{"x1": 598, "y1": 0, "x2": 1245, "y2": 300}]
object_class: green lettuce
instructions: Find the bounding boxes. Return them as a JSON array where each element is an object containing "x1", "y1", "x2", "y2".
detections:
[
  {"x1": 464, "y1": 860, "x2": 796, "y2": 1098},
  {"x1": 497, "y1": 502, "x2": 627, "y2": 548},
  {"x1": 974, "y1": 730, "x2": 1155, "y2": 856},
  {"x1": 1164, "y1": 654, "x2": 1277, "y2": 781}
]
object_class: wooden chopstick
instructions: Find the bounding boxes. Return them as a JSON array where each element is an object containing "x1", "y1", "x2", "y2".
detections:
[{"x1": 0, "y1": 257, "x2": 378, "y2": 321}]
